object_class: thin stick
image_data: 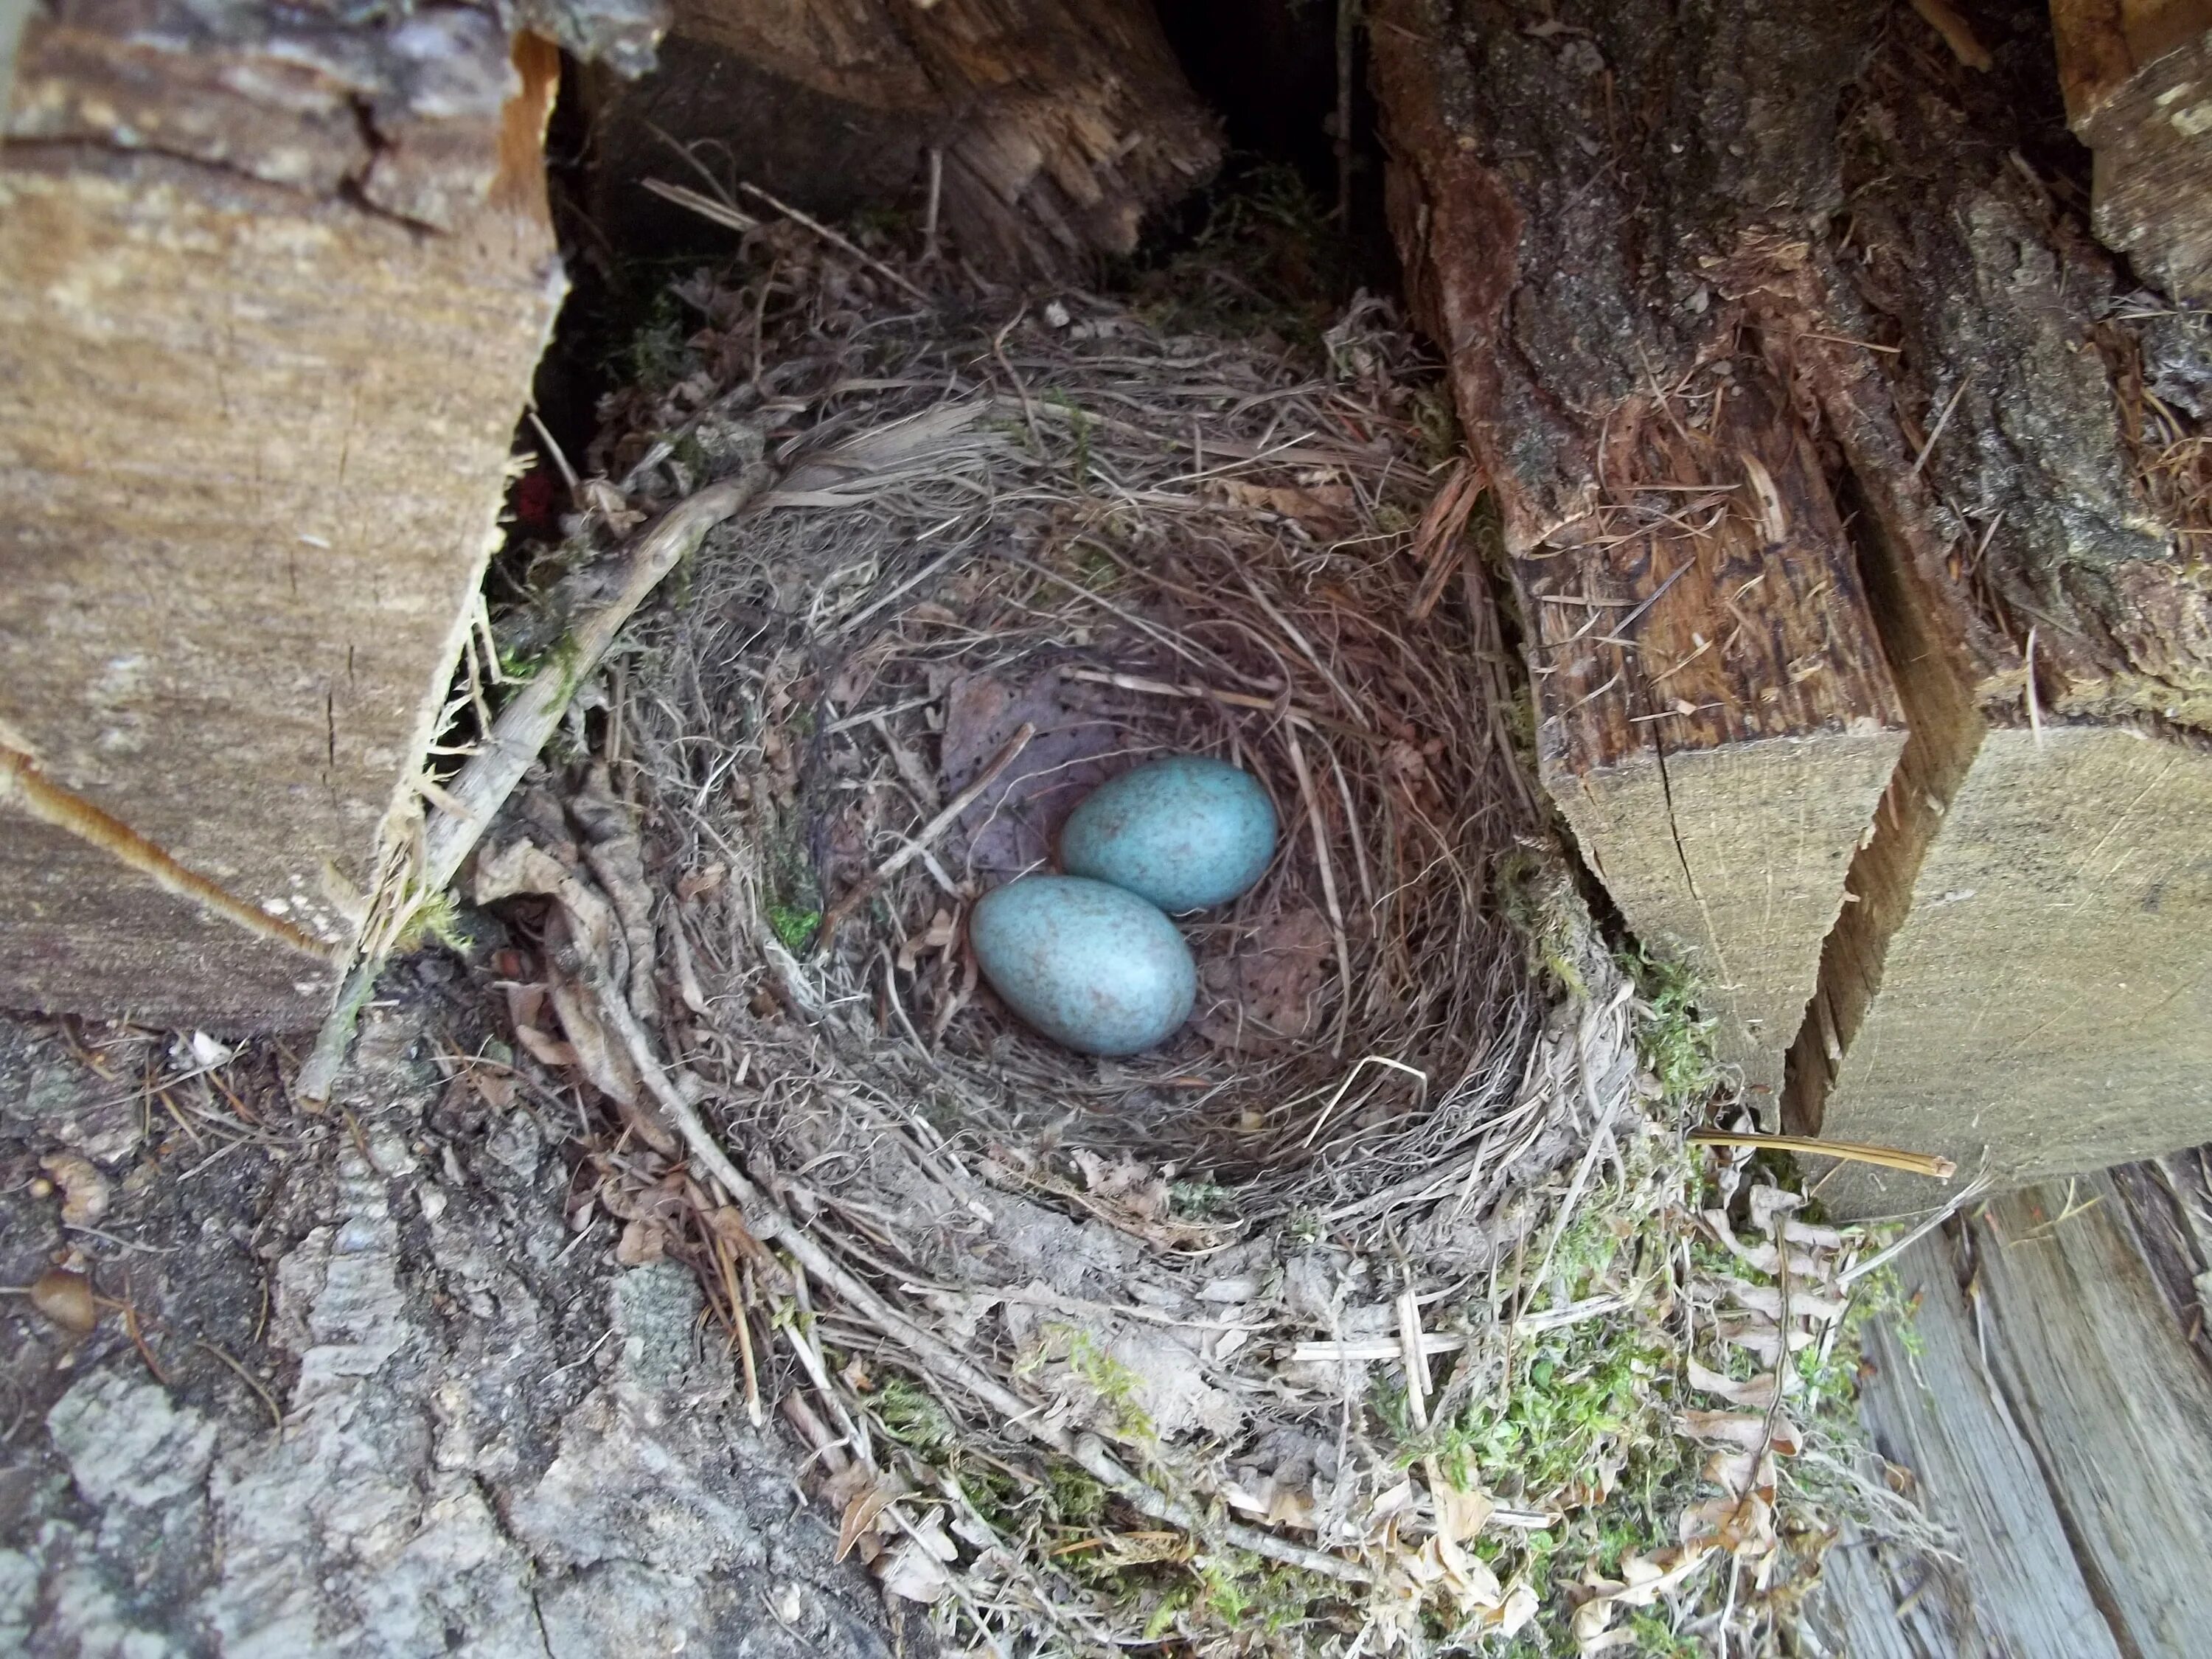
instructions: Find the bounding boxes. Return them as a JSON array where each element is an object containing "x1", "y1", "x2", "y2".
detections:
[
  {"x1": 0, "y1": 745, "x2": 327, "y2": 959},
  {"x1": 734, "y1": 179, "x2": 932, "y2": 303},
  {"x1": 1837, "y1": 1175, "x2": 1992, "y2": 1288},
  {"x1": 641, "y1": 177, "x2": 760, "y2": 234},
  {"x1": 1689, "y1": 1130, "x2": 1957, "y2": 1179},
  {"x1": 922, "y1": 148, "x2": 943, "y2": 262},
  {"x1": 524, "y1": 407, "x2": 580, "y2": 505},
  {"x1": 1910, "y1": 378, "x2": 1970, "y2": 479},
  {"x1": 2024, "y1": 625, "x2": 2043, "y2": 748},
  {"x1": 1284, "y1": 728, "x2": 1352, "y2": 1057},
  {"x1": 297, "y1": 468, "x2": 769, "y2": 1107},
  {"x1": 424, "y1": 468, "x2": 768, "y2": 892},
  {"x1": 814, "y1": 722, "x2": 1035, "y2": 954}
]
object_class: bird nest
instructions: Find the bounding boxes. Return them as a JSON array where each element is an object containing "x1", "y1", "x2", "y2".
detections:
[{"x1": 461, "y1": 252, "x2": 1884, "y2": 1653}]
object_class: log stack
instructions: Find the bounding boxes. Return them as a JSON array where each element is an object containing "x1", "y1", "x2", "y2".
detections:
[
  {"x1": 583, "y1": 0, "x2": 1222, "y2": 279},
  {"x1": 1374, "y1": 0, "x2": 2212, "y2": 1211},
  {"x1": 0, "y1": 2, "x2": 577, "y2": 1028}
]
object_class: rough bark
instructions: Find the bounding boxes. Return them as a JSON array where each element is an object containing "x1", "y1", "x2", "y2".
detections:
[
  {"x1": 2050, "y1": 0, "x2": 2212, "y2": 300},
  {"x1": 1370, "y1": 0, "x2": 1907, "y2": 1102},
  {"x1": 582, "y1": 0, "x2": 1222, "y2": 281},
  {"x1": 1374, "y1": 0, "x2": 2212, "y2": 1188},
  {"x1": 0, "y1": 994, "x2": 922, "y2": 1658},
  {"x1": 0, "y1": 2, "x2": 571, "y2": 1029}
]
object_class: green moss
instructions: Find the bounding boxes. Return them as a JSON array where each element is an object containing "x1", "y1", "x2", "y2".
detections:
[
  {"x1": 1621, "y1": 947, "x2": 1719, "y2": 1105},
  {"x1": 768, "y1": 902, "x2": 820, "y2": 953},
  {"x1": 874, "y1": 1376, "x2": 956, "y2": 1455}
]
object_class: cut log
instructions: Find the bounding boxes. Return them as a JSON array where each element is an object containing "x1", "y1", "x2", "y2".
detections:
[
  {"x1": 584, "y1": 0, "x2": 1222, "y2": 280},
  {"x1": 0, "y1": 7, "x2": 570, "y2": 1029},
  {"x1": 2050, "y1": 0, "x2": 2212, "y2": 299},
  {"x1": 1775, "y1": 7, "x2": 2212, "y2": 1212},
  {"x1": 1369, "y1": 0, "x2": 1907, "y2": 1101},
  {"x1": 1373, "y1": 0, "x2": 2212, "y2": 1186}
]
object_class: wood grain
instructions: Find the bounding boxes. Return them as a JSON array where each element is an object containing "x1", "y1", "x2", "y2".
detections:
[
  {"x1": 0, "y1": 20, "x2": 563, "y2": 1029},
  {"x1": 587, "y1": 0, "x2": 1220, "y2": 279},
  {"x1": 1815, "y1": 1227, "x2": 2124, "y2": 1659},
  {"x1": 1368, "y1": 1, "x2": 1905, "y2": 1096},
  {"x1": 1824, "y1": 1177, "x2": 2212, "y2": 1656}
]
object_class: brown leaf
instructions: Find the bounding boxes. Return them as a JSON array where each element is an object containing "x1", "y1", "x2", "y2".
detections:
[
  {"x1": 615, "y1": 1217, "x2": 666, "y2": 1266},
  {"x1": 30, "y1": 1268, "x2": 97, "y2": 1335},
  {"x1": 513, "y1": 1024, "x2": 579, "y2": 1070},
  {"x1": 40, "y1": 1153, "x2": 109, "y2": 1228}
]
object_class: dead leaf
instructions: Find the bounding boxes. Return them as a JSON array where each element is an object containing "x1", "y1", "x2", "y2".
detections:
[
  {"x1": 614, "y1": 1217, "x2": 666, "y2": 1266},
  {"x1": 40, "y1": 1153, "x2": 108, "y2": 1227},
  {"x1": 875, "y1": 1536, "x2": 953, "y2": 1603},
  {"x1": 30, "y1": 1267, "x2": 97, "y2": 1335},
  {"x1": 512, "y1": 1024, "x2": 580, "y2": 1070}
]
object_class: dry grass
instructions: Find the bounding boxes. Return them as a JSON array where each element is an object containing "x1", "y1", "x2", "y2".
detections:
[{"x1": 439, "y1": 220, "x2": 1938, "y2": 1654}]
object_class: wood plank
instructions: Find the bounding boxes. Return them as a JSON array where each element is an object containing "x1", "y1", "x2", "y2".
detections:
[
  {"x1": 2050, "y1": 0, "x2": 2212, "y2": 299},
  {"x1": 0, "y1": 16, "x2": 565, "y2": 1028},
  {"x1": 1970, "y1": 1177, "x2": 2212, "y2": 1650},
  {"x1": 1818, "y1": 1227, "x2": 2125, "y2": 1659},
  {"x1": 1368, "y1": 0, "x2": 1905, "y2": 1103}
]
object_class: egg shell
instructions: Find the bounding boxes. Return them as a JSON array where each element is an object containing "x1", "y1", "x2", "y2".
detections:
[
  {"x1": 1059, "y1": 755, "x2": 1277, "y2": 912},
  {"x1": 969, "y1": 876, "x2": 1196, "y2": 1056}
]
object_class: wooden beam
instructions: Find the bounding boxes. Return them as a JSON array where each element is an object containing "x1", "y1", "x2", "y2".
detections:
[
  {"x1": 0, "y1": 18, "x2": 566, "y2": 1029},
  {"x1": 1368, "y1": 0, "x2": 1906, "y2": 1103},
  {"x1": 2051, "y1": 0, "x2": 2212, "y2": 299}
]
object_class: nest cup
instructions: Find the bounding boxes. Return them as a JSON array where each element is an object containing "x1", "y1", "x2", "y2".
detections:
[{"x1": 623, "y1": 297, "x2": 1543, "y2": 1214}]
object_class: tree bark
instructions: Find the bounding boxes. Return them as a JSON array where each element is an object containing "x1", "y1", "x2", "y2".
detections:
[
  {"x1": 1373, "y1": 0, "x2": 2212, "y2": 1200},
  {"x1": 582, "y1": 0, "x2": 1222, "y2": 281}
]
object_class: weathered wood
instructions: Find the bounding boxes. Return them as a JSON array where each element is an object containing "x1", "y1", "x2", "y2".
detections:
[
  {"x1": 1818, "y1": 1231, "x2": 2122, "y2": 1658},
  {"x1": 1773, "y1": 12, "x2": 2212, "y2": 1206},
  {"x1": 1820, "y1": 1173, "x2": 2212, "y2": 1656},
  {"x1": 586, "y1": 0, "x2": 1221, "y2": 280},
  {"x1": 1372, "y1": 0, "x2": 2212, "y2": 1172},
  {"x1": 2051, "y1": 0, "x2": 2212, "y2": 299},
  {"x1": 1369, "y1": 0, "x2": 1906, "y2": 1101},
  {"x1": 0, "y1": 8, "x2": 567, "y2": 1029}
]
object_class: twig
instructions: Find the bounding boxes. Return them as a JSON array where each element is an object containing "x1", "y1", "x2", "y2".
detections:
[
  {"x1": 0, "y1": 745, "x2": 327, "y2": 959},
  {"x1": 424, "y1": 466, "x2": 771, "y2": 892},
  {"x1": 1689, "y1": 1130, "x2": 1957, "y2": 1179},
  {"x1": 922, "y1": 148, "x2": 943, "y2": 262},
  {"x1": 196, "y1": 1339, "x2": 283, "y2": 1431},
  {"x1": 814, "y1": 722, "x2": 1034, "y2": 955},
  {"x1": 733, "y1": 179, "x2": 931, "y2": 303},
  {"x1": 295, "y1": 467, "x2": 770, "y2": 1106},
  {"x1": 642, "y1": 177, "x2": 760, "y2": 235},
  {"x1": 524, "y1": 406, "x2": 580, "y2": 506},
  {"x1": 1837, "y1": 1175, "x2": 1992, "y2": 1288},
  {"x1": 2024, "y1": 625, "x2": 2043, "y2": 748},
  {"x1": 1910, "y1": 378, "x2": 1970, "y2": 479},
  {"x1": 1284, "y1": 728, "x2": 1353, "y2": 1057}
]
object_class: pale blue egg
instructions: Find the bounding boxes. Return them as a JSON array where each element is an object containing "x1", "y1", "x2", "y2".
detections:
[
  {"x1": 1060, "y1": 756, "x2": 1277, "y2": 912},
  {"x1": 970, "y1": 876, "x2": 1196, "y2": 1056}
]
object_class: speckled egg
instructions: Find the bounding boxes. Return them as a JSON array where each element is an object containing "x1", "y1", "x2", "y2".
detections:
[
  {"x1": 1060, "y1": 756, "x2": 1277, "y2": 913},
  {"x1": 969, "y1": 876, "x2": 1196, "y2": 1056}
]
